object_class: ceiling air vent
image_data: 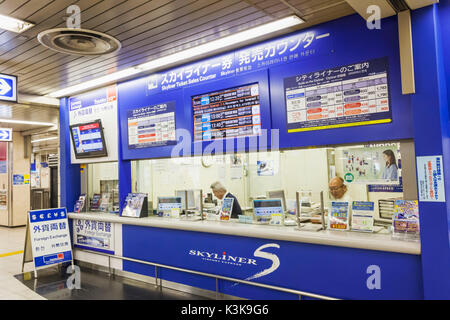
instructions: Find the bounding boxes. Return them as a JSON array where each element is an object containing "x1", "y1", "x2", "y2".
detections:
[
  {"x1": 386, "y1": 0, "x2": 410, "y2": 12},
  {"x1": 37, "y1": 28, "x2": 121, "y2": 56}
]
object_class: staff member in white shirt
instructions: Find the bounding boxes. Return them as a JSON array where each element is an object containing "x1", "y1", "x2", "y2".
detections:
[
  {"x1": 210, "y1": 181, "x2": 242, "y2": 219},
  {"x1": 328, "y1": 176, "x2": 351, "y2": 202}
]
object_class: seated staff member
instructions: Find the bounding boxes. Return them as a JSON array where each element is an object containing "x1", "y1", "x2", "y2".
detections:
[
  {"x1": 210, "y1": 181, "x2": 242, "y2": 219},
  {"x1": 328, "y1": 176, "x2": 351, "y2": 202}
]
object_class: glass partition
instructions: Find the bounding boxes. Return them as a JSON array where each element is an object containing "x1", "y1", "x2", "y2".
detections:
[
  {"x1": 87, "y1": 162, "x2": 119, "y2": 212},
  {"x1": 131, "y1": 140, "x2": 418, "y2": 239}
]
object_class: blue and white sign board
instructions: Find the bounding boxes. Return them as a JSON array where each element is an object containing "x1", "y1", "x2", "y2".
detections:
[
  {"x1": 0, "y1": 128, "x2": 12, "y2": 142},
  {"x1": 0, "y1": 74, "x2": 17, "y2": 102},
  {"x1": 28, "y1": 208, "x2": 73, "y2": 269},
  {"x1": 144, "y1": 29, "x2": 332, "y2": 94},
  {"x1": 73, "y1": 219, "x2": 115, "y2": 255}
]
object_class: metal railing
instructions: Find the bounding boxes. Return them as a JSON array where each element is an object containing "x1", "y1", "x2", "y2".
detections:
[{"x1": 77, "y1": 248, "x2": 339, "y2": 300}]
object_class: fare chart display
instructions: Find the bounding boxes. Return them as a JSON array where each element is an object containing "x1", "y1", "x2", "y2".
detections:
[
  {"x1": 192, "y1": 84, "x2": 261, "y2": 141},
  {"x1": 284, "y1": 57, "x2": 391, "y2": 132},
  {"x1": 127, "y1": 101, "x2": 176, "y2": 149}
]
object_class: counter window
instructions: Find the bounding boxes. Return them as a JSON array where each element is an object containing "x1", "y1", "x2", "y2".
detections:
[
  {"x1": 77, "y1": 162, "x2": 119, "y2": 213},
  {"x1": 130, "y1": 140, "x2": 419, "y2": 241}
]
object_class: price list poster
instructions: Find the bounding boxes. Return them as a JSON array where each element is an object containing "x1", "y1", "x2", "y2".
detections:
[{"x1": 284, "y1": 57, "x2": 391, "y2": 132}]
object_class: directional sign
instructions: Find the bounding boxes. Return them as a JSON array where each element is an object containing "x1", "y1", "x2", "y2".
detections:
[
  {"x1": 0, "y1": 128, "x2": 12, "y2": 142},
  {"x1": 0, "y1": 74, "x2": 17, "y2": 102}
]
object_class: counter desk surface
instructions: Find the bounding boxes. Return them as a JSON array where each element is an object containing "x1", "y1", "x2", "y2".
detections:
[{"x1": 68, "y1": 212, "x2": 421, "y2": 255}]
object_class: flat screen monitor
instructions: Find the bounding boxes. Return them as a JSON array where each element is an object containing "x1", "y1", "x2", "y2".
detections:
[
  {"x1": 176, "y1": 190, "x2": 196, "y2": 210},
  {"x1": 253, "y1": 199, "x2": 283, "y2": 217},
  {"x1": 192, "y1": 83, "x2": 261, "y2": 142},
  {"x1": 70, "y1": 119, "x2": 108, "y2": 159},
  {"x1": 267, "y1": 190, "x2": 286, "y2": 211},
  {"x1": 157, "y1": 197, "x2": 182, "y2": 211}
]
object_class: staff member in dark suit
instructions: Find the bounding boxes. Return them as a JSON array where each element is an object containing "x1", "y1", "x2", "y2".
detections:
[{"x1": 210, "y1": 181, "x2": 242, "y2": 219}]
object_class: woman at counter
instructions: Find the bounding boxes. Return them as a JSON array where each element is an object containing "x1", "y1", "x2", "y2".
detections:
[{"x1": 382, "y1": 149, "x2": 398, "y2": 181}]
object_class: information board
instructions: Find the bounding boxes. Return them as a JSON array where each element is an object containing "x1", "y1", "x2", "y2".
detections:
[
  {"x1": 70, "y1": 120, "x2": 108, "y2": 158},
  {"x1": 284, "y1": 57, "x2": 391, "y2": 132},
  {"x1": 192, "y1": 83, "x2": 261, "y2": 141},
  {"x1": 127, "y1": 101, "x2": 176, "y2": 149},
  {"x1": 28, "y1": 208, "x2": 72, "y2": 269},
  {"x1": 69, "y1": 85, "x2": 118, "y2": 163}
]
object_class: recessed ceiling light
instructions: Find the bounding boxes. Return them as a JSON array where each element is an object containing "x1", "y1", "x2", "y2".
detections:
[
  {"x1": 48, "y1": 15, "x2": 304, "y2": 98},
  {"x1": 0, "y1": 14, "x2": 34, "y2": 33},
  {"x1": 31, "y1": 136, "x2": 59, "y2": 144},
  {"x1": 0, "y1": 119, "x2": 55, "y2": 126}
]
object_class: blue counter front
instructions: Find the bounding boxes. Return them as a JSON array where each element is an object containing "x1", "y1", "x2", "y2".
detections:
[{"x1": 68, "y1": 213, "x2": 422, "y2": 300}]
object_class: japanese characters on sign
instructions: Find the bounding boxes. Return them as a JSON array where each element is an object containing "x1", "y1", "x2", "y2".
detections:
[
  {"x1": 28, "y1": 208, "x2": 72, "y2": 268},
  {"x1": 416, "y1": 155, "x2": 446, "y2": 202},
  {"x1": 127, "y1": 101, "x2": 177, "y2": 149},
  {"x1": 69, "y1": 86, "x2": 118, "y2": 163},
  {"x1": 145, "y1": 30, "x2": 331, "y2": 94},
  {"x1": 284, "y1": 57, "x2": 392, "y2": 132},
  {"x1": 73, "y1": 219, "x2": 115, "y2": 254}
]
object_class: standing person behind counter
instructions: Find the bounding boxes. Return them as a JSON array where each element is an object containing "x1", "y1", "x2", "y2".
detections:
[
  {"x1": 210, "y1": 181, "x2": 242, "y2": 219},
  {"x1": 328, "y1": 176, "x2": 351, "y2": 202},
  {"x1": 382, "y1": 149, "x2": 398, "y2": 181}
]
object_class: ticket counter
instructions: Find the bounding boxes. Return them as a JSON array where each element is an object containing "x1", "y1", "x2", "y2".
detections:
[
  {"x1": 68, "y1": 140, "x2": 422, "y2": 299},
  {"x1": 60, "y1": 4, "x2": 450, "y2": 299}
]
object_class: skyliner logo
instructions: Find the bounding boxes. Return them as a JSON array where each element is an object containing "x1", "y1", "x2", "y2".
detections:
[{"x1": 189, "y1": 243, "x2": 280, "y2": 280}]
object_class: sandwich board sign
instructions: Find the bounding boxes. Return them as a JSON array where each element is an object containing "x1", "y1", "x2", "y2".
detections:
[
  {"x1": 23, "y1": 208, "x2": 73, "y2": 276},
  {"x1": 0, "y1": 74, "x2": 17, "y2": 102}
]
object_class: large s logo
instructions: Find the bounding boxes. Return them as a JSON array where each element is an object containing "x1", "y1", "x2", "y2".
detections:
[{"x1": 246, "y1": 243, "x2": 280, "y2": 281}]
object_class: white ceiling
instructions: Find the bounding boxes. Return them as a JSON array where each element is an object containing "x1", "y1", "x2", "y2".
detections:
[{"x1": 0, "y1": 0, "x2": 356, "y2": 96}]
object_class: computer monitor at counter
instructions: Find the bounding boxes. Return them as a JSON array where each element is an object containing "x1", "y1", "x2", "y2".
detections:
[{"x1": 267, "y1": 190, "x2": 286, "y2": 211}]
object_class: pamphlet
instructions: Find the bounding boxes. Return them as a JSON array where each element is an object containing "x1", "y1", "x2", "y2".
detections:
[
  {"x1": 220, "y1": 197, "x2": 234, "y2": 221},
  {"x1": 122, "y1": 193, "x2": 147, "y2": 218},
  {"x1": 351, "y1": 201, "x2": 374, "y2": 232},
  {"x1": 90, "y1": 193, "x2": 101, "y2": 211},
  {"x1": 74, "y1": 194, "x2": 86, "y2": 213},
  {"x1": 170, "y1": 207, "x2": 181, "y2": 218},
  {"x1": 328, "y1": 202, "x2": 350, "y2": 231},
  {"x1": 99, "y1": 193, "x2": 111, "y2": 212},
  {"x1": 269, "y1": 213, "x2": 283, "y2": 226},
  {"x1": 392, "y1": 200, "x2": 420, "y2": 241}
]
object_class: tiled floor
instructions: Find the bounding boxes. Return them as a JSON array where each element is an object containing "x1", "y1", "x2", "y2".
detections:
[
  {"x1": 0, "y1": 226, "x2": 210, "y2": 300},
  {"x1": 0, "y1": 226, "x2": 46, "y2": 300}
]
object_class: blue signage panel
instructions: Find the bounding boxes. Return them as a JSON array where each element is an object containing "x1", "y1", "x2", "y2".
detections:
[
  {"x1": 0, "y1": 128, "x2": 12, "y2": 142},
  {"x1": 143, "y1": 29, "x2": 333, "y2": 96},
  {"x1": 121, "y1": 225, "x2": 423, "y2": 300},
  {"x1": 0, "y1": 73, "x2": 17, "y2": 102},
  {"x1": 270, "y1": 15, "x2": 414, "y2": 149},
  {"x1": 28, "y1": 208, "x2": 73, "y2": 268}
]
